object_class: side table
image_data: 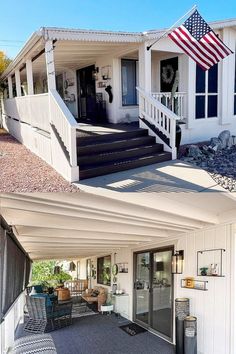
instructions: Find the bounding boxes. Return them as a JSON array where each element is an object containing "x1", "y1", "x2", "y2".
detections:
[{"x1": 101, "y1": 304, "x2": 114, "y2": 314}]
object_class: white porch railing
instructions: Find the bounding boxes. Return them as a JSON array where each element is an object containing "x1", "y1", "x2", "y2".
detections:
[
  {"x1": 49, "y1": 89, "x2": 78, "y2": 167},
  {"x1": 151, "y1": 92, "x2": 187, "y2": 120},
  {"x1": 3, "y1": 94, "x2": 50, "y2": 132},
  {"x1": 137, "y1": 87, "x2": 178, "y2": 159}
]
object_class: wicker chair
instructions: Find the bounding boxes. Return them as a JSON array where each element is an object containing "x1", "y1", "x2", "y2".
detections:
[{"x1": 24, "y1": 296, "x2": 72, "y2": 333}]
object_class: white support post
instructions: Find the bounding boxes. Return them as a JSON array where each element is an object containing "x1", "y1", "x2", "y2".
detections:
[
  {"x1": 220, "y1": 28, "x2": 235, "y2": 125},
  {"x1": 7, "y1": 76, "x2": 13, "y2": 99},
  {"x1": 186, "y1": 57, "x2": 196, "y2": 129},
  {"x1": 15, "y1": 69, "x2": 21, "y2": 97},
  {"x1": 45, "y1": 40, "x2": 56, "y2": 91},
  {"x1": 138, "y1": 43, "x2": 152, "y2": 92},
  {"x1": 26, "y1": 59, "x2": 34, "y2": 95}
]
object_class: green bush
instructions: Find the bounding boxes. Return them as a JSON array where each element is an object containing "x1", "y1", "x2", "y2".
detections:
[{"x1": 30, "y1": 260, "x2": 72, "y2": 288}]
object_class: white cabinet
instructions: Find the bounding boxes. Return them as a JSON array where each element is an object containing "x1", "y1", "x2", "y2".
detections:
[{"x1": 112, "y1": 294, "x2": 129, "y2": 319}]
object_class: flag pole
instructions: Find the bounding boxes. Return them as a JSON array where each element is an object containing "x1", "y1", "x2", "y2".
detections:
[{"x1": 146, "y1": 4, "x2": 197, "y2": 50}]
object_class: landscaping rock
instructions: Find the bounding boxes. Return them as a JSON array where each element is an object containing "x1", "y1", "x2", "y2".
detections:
[
  {"x1": 218, "y1": 130, "x2": 230, "y2": 148},
  {"x1": 180, "y1": 132, "x2": 236, "y2": 192},
  {"x1": 210, "y1": 137, "x2": 223, "y2": 151},
  {"x1": 187, "y1": 145, "x2": 202, "y2": 158}
]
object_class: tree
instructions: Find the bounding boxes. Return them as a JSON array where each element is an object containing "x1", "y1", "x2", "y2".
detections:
[
  {"x1": 31, "y1": 260, "x2": 72, "y2": 287},
  {"x1": 0, "y1": 51, "x2": 11, "y2": 75}
]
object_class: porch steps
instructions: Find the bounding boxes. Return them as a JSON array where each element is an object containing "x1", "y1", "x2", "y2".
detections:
[{"x1": 77, "y1": 128, "x2": 171, "y2": 180}]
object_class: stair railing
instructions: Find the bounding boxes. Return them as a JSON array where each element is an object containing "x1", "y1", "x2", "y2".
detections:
[
  {"x1": 151, "y1": 92, "x2": 187, "y2": 120},
  {"x1": 49, "y1": 89, "x2": 79, "y2": 167},
  {"x1": 137, "y1": 87, "x2": 178, "y2": 159}
]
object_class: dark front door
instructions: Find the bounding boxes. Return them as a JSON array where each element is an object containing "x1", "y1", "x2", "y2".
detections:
[
  {"x1": 77, "y1": 65, "x2": 96, "y2": 122},
  {"x1": 134, "y1": 246, "x2": 174, "y2": 342},
  {"x1": 160, "y1": 57, "x2": 178, "y2": 93}
]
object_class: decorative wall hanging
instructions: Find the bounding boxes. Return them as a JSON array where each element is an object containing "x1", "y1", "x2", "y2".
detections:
[
  {"x1": 197, "y1": 249, "x2": 225, "y2": 277},
  {"x1": 105, "y1": 85, "x2": 113, "y2": 103},
  {"x1": 101, "y1": 65, "x2": 111, "y2": 80},
  {"x1": 181, "y1": 279, "x2": 208, "y2": 291}
]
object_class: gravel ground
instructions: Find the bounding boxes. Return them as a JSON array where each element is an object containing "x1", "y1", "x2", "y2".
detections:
[{"x1": 0, "y1": 130, "x2": 80, "y2": 192}]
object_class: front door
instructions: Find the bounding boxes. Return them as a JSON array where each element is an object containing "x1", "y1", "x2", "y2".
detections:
[
  {"x1": 134, "y1": 246, "x2": 174, "y2": 342},
  {"x1": 77, "y1": 65, "x2": 96, "y2": 122},
  {"x1": 160, "y1": 57, "x2": 178, "y2": 93}
]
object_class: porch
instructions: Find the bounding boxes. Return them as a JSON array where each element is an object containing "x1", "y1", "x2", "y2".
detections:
[{"x1": 0, "y1": 27, "x2": 188, "y2": 182}]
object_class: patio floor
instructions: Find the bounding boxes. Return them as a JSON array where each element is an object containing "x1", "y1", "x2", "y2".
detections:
[{"x1": 16, "y1": 314, "x2": 175, "y2": 354}]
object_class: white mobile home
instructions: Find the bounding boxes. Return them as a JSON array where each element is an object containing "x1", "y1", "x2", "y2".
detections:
[{"x1": 1, "y1": 19, "x2": 236, "y2": 181}]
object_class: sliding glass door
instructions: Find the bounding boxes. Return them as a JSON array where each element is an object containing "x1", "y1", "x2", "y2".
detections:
[
  {"x1": 134, "y1": 252, "x2": 150, "y2": 325},
  {"x1": 134, "y1": 247, "x2": 173, "y2": 341}
]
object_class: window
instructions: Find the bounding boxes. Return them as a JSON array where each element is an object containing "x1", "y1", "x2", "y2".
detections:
[
  {"x1": 121, "y1": 59, "x2": 137, "y2": 106},
  {"x1": 97, "y1": 255, "x2": 111, "y2": 286},
  {"x1": 195, "y1": 64, "x2": 218, "y2": 119},
  {"x1": 234, "y1": 52, "x2": 236, "y2": 115}
]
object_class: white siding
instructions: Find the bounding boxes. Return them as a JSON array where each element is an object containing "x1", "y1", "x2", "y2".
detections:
[{"x1": 176, "y1": 224, "x2": 232, "y2": 354}]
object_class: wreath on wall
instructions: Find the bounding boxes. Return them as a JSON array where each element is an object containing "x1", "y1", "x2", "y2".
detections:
[{"x1": 161, "y1": 64, "x2": 175, "y2": 84}]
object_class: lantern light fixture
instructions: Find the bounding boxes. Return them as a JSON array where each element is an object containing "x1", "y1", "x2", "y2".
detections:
[
  {"x1": 172, "y1": 250, "x2": 184, "y2": 274},
  {"x1": 69, "y1": 261, "x2": 76, "y2": 272}
]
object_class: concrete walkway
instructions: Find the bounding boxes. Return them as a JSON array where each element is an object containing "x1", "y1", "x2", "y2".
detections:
[{"x1": 75, "y1": 160, "x2": 226, "y2": 194}]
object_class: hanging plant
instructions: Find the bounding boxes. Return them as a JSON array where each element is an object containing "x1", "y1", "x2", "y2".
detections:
[{"x1": 162, "y1": 64, "x2": 175, "y2": 84}]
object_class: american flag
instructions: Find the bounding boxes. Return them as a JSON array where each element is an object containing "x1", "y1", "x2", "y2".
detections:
[{"x1": 168, "y1": 10, "x2": 233, "y2": 70}]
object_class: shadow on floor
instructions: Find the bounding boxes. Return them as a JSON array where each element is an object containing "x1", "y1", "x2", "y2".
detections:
[
  {"x1": 16, "y1": 314, "x2": 175, "y2": 354},
  {"x1": 77, "y1": 160, "x2": 221, "y2": 193}
]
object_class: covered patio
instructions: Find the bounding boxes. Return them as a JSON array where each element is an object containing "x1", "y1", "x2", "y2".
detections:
[{"x1": 1, "y1": 192, "x2": 236, "y2": 353}]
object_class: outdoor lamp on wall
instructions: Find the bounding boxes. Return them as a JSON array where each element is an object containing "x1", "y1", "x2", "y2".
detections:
[
  {"x1": 69, "y1": 261, "x2": 76, "y2": 272},
  {"x1": 54, "y1": 265, "x2": 61, "y2": 275},
  {"x1": 92, "y1": 67, "x2": 99, "y2": 80},
  {"x1": 172, "y1": 250, "x2": 184, "y2": 274}
]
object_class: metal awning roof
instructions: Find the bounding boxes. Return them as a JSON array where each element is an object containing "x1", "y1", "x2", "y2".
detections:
[{"x1": 1, "y1": 17, "x2": 236, "y2": 80}]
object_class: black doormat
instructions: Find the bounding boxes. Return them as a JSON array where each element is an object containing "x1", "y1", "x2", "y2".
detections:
[{"x1": 119, "y1": 323, "x2": 147, "y2": 336}]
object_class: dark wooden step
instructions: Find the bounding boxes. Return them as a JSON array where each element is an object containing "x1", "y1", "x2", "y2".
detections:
[
  {"x1": 79, "y1": 151, "x2": 172, "y2": 180},
  {"x1": 78, "y1": 144, "x2": 164, "y2": 166},
  {"x1": 77, "y1": 128, "x2": 149, "y2": 146},
  {"x1": 78, "y1": 136, "x2": 156, "y2": 156}
]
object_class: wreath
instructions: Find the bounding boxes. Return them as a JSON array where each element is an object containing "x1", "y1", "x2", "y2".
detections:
[{"x1": 162, "y1": 65, "x2": 175, "y2": 84}]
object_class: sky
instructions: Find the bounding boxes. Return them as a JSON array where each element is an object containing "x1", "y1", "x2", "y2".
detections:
[{"x1": 1, "y1": 0, "x2": 236, "y2": 58}]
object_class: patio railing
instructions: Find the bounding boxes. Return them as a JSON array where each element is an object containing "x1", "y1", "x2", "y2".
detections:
[
  {"x1": 49, "y1": 89, "x2": 78, "y2": 167},
  {"x1": 137, "y1": 87, "x2": 178, "y2": 159},
  {"x1": 2, "y1": 94, "x2": 50, "y2": 132},
  {"x1": 151, "y1": 92, "x2": 187, "y2": 120}
]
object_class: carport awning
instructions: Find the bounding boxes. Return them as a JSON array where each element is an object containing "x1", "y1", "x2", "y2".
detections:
[{"x1": 0, "y1": 192, "x2": 235, "y2": 260}]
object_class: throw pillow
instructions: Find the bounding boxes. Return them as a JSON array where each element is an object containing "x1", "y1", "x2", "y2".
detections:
[{"x1": 91, "y1": 290, "x2": 99, "y2": 297}]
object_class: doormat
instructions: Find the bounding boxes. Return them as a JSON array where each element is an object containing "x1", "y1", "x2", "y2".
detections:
[{"x1": 119, "y1": 323, "x2": 147, "y2": 336}]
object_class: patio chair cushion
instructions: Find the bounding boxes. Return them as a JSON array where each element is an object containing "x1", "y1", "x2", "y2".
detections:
[
  {"x1": 13, "y1": 334, "x2": 57, "y2": 353},
  {"x1": 34, "y1": 285, "x2": 44, "y2": 294},
  {"x1": 31, "y1": 294, "x2": 53, "y2": 308}
]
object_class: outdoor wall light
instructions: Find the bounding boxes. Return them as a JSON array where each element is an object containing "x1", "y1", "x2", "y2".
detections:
[
  {"x1": 172, "y1": 250, "x2": 184, "y2": 274},
  {"x1": 54, "y1": 265, "x2": 61, "y2": 275},
  {"x1": 69, "y1": 261, "x2": 76, "y2": 272},
  {"x1": 92, "y1": 67, "x2": 99, "y2": 80}
]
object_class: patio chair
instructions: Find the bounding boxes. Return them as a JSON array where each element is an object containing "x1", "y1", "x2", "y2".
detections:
[{"x1": 24, "y1": 295, "x2": 73, "y2": 334}]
